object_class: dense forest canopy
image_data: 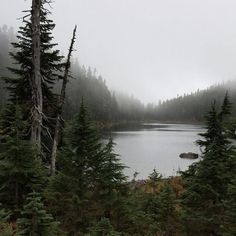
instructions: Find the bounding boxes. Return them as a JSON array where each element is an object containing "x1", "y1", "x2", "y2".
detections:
[{"x1": 146, "y1": 81, "x2": 236, "y2": 122}]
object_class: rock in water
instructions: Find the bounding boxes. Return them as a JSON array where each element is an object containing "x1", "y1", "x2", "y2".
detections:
[{"x1": 179, "y1": 152, "x2": 198, "y2": 159}]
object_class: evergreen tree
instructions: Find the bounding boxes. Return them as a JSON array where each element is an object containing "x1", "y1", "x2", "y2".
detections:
[
  {"x1": 0, "y1": 105, "x2": 46, "y2": 212},
  {"x1": 220, "y1": 92, "x2": 232, "y2": 120},
  {"x1": 45, "y1": 101, "x2": 127, "y2": 234},
  {"x1": 67, "y1": 99, "x2": 105, "y2": 194},
  {"x1": 96, "y1": 138, "x2": 127, "y2": 219},
  {"x1": 148, "y1": 168, "x2": 162, "y2": 193},
  {"x1": 4, "y1": 0, "x2": 63, "y2": 158},
  {"x1": 221, "y1": 177, "x2": 236, "y2": 236},
  {"x1": 144, "y1": 184, "x2": 178, "y2": 236},
  {"x1": 99, "y1": 138, "x2": 127, "y2": 192},
  {"x1": 181, "y1": 95, "x2": 236, "y2": 236},
  {"x1": 45, "y1": 100, "x2": 105, "y2": 233},
  {"x1": 86, "y1": 217, "x2": 121, "y2": 236},
  {"x1": 196, "y1": 101, "x2": 227, "y2": 154},
  {"x1": 6, "y1": 0, "x2": 62, "y2": 106},
  {"x1": 17, "y1": 192, "x2": 58, "y2": 236}
]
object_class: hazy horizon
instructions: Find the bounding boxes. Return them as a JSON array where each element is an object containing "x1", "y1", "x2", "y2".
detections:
[{"x1": 1, "y1": 0, "x2": 236, "y2": 103}]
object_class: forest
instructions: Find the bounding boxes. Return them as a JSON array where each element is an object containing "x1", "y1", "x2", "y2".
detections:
[
  {"x1": 0, "y1": 0, "x2": 236, "y2": 235},
  {"x1": 1, "y1": 25, "x2": 236, "y2": 125}
]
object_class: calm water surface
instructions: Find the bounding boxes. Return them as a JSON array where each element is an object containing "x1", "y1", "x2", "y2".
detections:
[{"x1": 110, "y1": 123, "x2": 205, "y2": 179}]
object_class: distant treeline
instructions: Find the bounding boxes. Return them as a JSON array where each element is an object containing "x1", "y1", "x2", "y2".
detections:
[
  {"x1": 1, "y1": 25, "x2": 236, "y2": 123},
  {"x1": 146, "y1": 81, "x2": 236, "y2": 122},
  {"x1": 0, "y1": 25, "x2": 145, "y2": 122}
]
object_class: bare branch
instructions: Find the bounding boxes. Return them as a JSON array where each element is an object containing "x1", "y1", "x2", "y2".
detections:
[{"x1": 50, "y1": 25, "x2": 77, "y2": 175}]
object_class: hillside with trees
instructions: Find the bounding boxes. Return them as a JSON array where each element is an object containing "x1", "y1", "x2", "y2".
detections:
[
  {"x1": 0, "y1": 0, "x2": 235, "y2": 235},
  {"x1": 147, "y1": 81, "x2": 236, "y2": 122},
  {"x1": 1, "y1": 25, "x2": 236, "y2": 124}
]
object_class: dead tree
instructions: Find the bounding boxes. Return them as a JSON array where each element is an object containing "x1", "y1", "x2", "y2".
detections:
[
  {"x1": 50, "y1": 26, "x2": 77, "y2": 175},
  {"x1": 31, "y1": 0, "x2": 43, "y2": 154}
]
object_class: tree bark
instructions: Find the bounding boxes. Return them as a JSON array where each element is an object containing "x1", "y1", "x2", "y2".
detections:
[
  {"x1": 50, "y1": 26, "x2": 77, "y2": 175},
  {"x1": 31, "y1": 0, "x2": 43, "y2": 154}
]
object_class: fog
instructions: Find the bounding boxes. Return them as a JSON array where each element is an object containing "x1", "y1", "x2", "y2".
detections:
[{"x1": 1, "y1": 0, "x2": 236, "y2": 103}]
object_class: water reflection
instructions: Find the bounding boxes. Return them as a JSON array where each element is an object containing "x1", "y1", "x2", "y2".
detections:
[{"x1": 107, "y1": 123, "x2": 205, "y2": 179}]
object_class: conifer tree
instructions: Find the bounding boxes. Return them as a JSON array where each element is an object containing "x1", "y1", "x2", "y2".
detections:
[
  {"x1": 67, "y1": 99, "x2": 104, "y2": 193},
  {"x1": 45, "y1": 100, "x2": 105, "y2": 233},
  {"x1": 181, "y1": 95, "x2": 236, "y2": 236},
  {"x1": 144, "y1": 184, "x2": 178, "y2": 235},
  {"x1": 86, "y1": 217, "x2": 121, "y2": 236},
  {"x1": 97, "y1": 138, "x2": 127, "y2": 219},
  {"x1": 17, "y1": 192, "x2": 58, "y2": 236},
  {"x1": 46, "y1": 101, "x2": 127, "y2": 234},
  {"x1": 6, "y1": 0, "x2": 62, "y2": 105},
  {"x1": 221, "y1": 177, "x2": 236, "y2": 236},
  {"x1": 4, "y1": 0, "x2": 63, "y2": 157},
  {"x1": 148, "y1": 168, "x2": 162, "y2": 193},
  {"x1": 99, "y1": 138, "x2": 127, "y2": 191},
  {"x1": 0, "y1": 105, "x2": 46, "y2": 212}
]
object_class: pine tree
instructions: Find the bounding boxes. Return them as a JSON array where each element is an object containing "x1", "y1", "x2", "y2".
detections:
[
  {"x1": 0, "y1": 105, "x2": 46, "y2": 212},
  {"x1": 17, "y1": 192, "x2": 58, "y2": 236},
  {"x1": 181, "y1": 95, "x2": 236, "y2": 236},
  {"x1": 45, "y1": 100, "x2": 105, "y2": 233},
  {"x1": 220, "y1": 92, "x2": 232, "y2": 120},
  {"x1": 99, "y1": 138, "x2": 127, "y2": 191},
  {"x1": 86, "y1": 218, "x2": 121, "y2": 236},
  {"x1": 67, "y1": 99, "x2": 104, "y2": 193},
  {"x1": 46, "y1": 101, "x2": 127, "y2": 234},
  {"x1": 148, "y1": 168, "x2": 162, "y2": 193},
  {"x1": 96, "y1": 138, "x2": 127, "y2": 219},
  {"x1": 221, "y1": 177, "x2": 236, "y2": 236},
  {"x1": 144, "y1": 184, "x2": 178, "y2": 235},
  {"x1": 196, "y1": 101, "x2": 226, "y2": 154},
  {"x1": 4, "y1": 0, "x2": 63, "y2": 157},
  {"x1": 6, "y1": 0, "x2": 62, "y2": 106}
]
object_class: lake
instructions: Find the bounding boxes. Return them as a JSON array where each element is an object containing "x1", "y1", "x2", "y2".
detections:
[{"x1": 109, "y1": 123, "x2": 205, "y2": 179}]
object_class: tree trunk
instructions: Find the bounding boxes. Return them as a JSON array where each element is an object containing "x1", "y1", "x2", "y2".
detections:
[
  {"x1": 50, "y1": 26, "x2": 77, "y2": 175},
  {"x1": 31, "y1": 0, "x2": 42, "y2": 155}
]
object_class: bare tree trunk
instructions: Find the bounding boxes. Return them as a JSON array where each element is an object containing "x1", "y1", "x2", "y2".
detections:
[
  {"x1": 31, "y1": 0, "x2": 43, "y2": 154},
  {"x1": 50, "y1": 26, "x2": 77, "y2": 175}
]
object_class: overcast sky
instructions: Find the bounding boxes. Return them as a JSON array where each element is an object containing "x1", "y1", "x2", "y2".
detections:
[{"x1": 1, "y1": 0, "x2": 236, "y2": 103}]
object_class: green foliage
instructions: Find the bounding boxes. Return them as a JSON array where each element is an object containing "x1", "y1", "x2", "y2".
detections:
[
  {"x1": 0, "y1": 204, "x2": 16, "y2": 236},
  {"x1": 17, "y1": 192, "x2": 59, "y2": 236},
  {"x1": 144, "y1": 184, "x2": 179, "y2": 235},
  {"x1": 221, "y1": 177, "x2": 236, "y2": 236},
  {"x1": 0, "y1": 105, "x2": 46, "y2": 212},
  {"x1": 147, "y1": 82, "x2": 236, "y2": 122},
  {"x1": 1, "y1": 2, "x2": 236, "y2": 235},
  {"x1": 86, "y1": 218, "x2": 121, "y2": 236},
  {"x1": 149, "y1": 168, "x2": 162, "y2": 182},
  {"x1": 64, "y1": 64, "x2": 120, "y2": 122},
  {"x1": 0, "y1": 223, "x2": 15, "y2": 236},
  {"x1": 181, "y1": 94, "x2": 236, "y2": 236},
  {"x1": 2, "y1": 1, "x2": 63, "y2": 160},
  {"x1": 6, "y1": 2, "x2": 63, "y2": 105},
  {"x1": 46, "y1": 101, "x2": 127, "y2": 234},
  {"x1": 148, "y1": 168, "x2": 162, "y2": 193}
]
